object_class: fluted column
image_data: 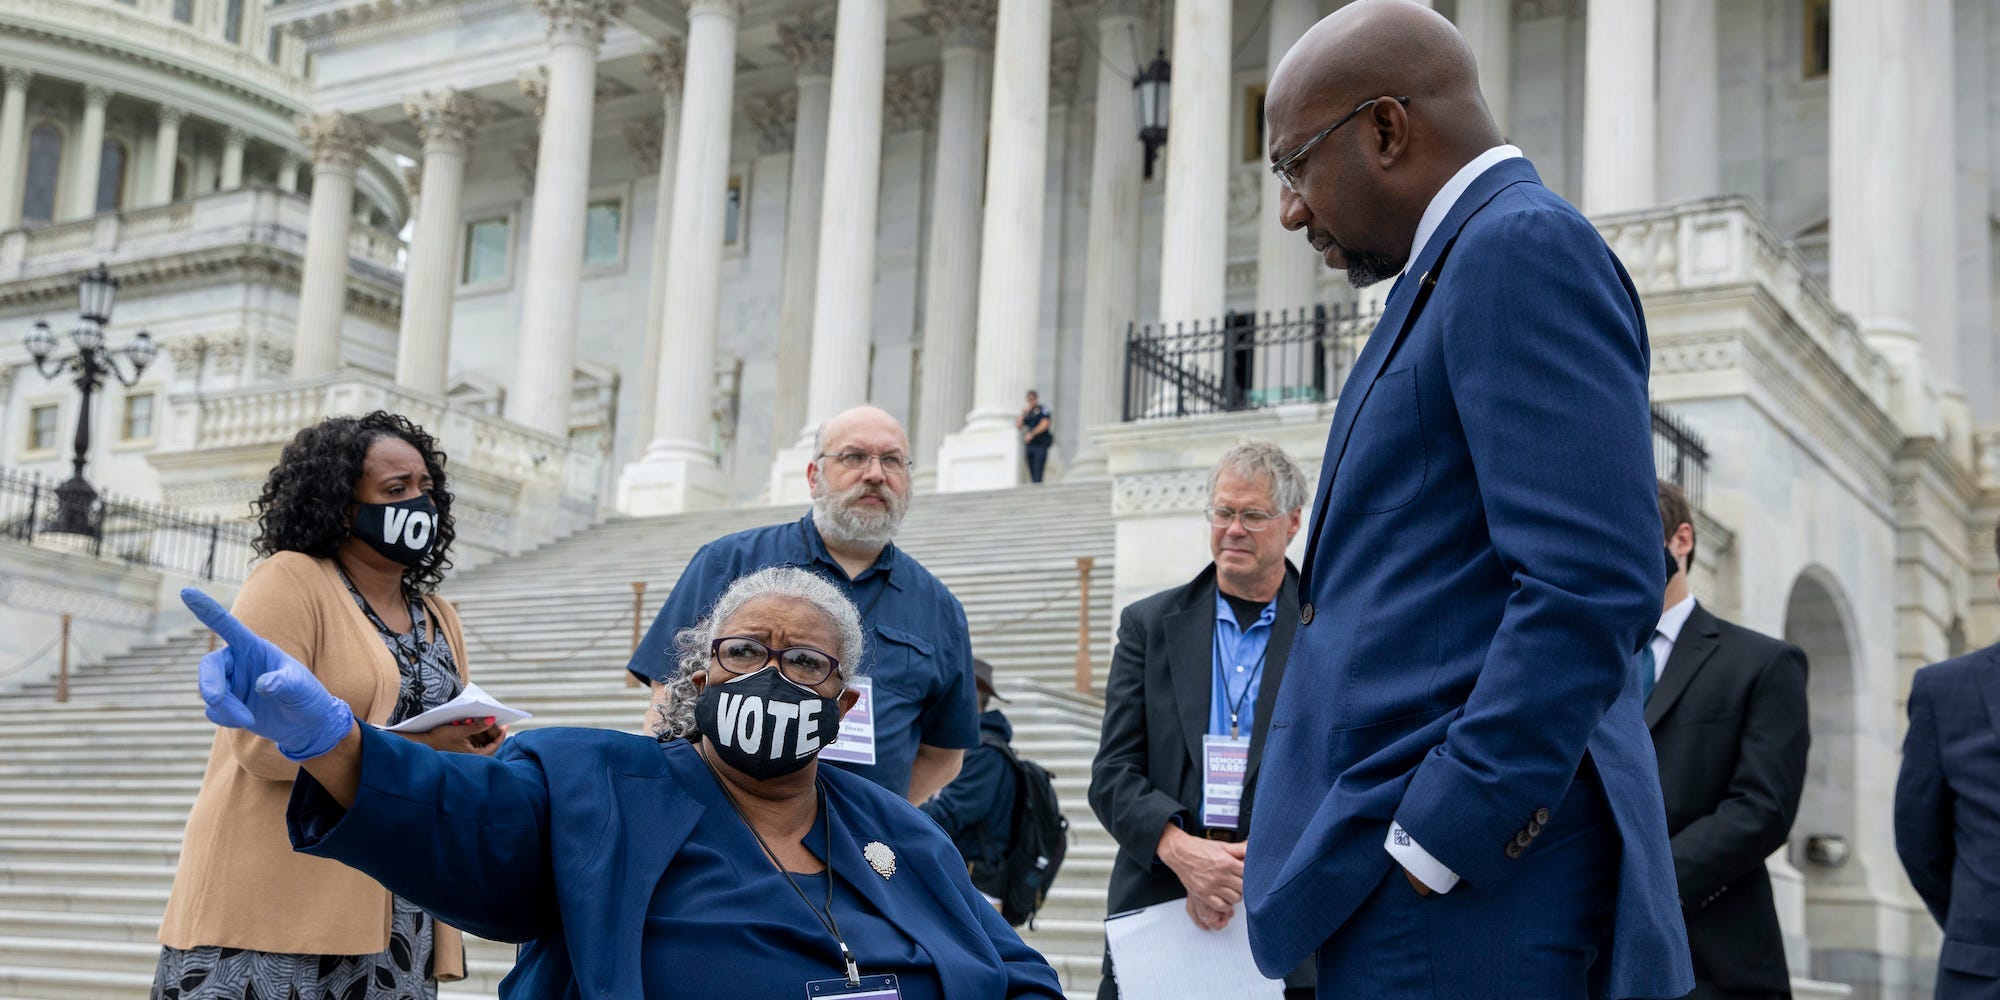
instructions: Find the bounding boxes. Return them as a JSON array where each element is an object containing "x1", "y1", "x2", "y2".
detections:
[
  {"x1": 631, "y1": 40, "x2": 686, "y2": 465},
  {"x1": 799, "y1": 0, "x2": 889, "y2": 434},
  {"x1": 1656, "y1": 0, "x2": 1716, "y2": 202},
  {"x1": 1829, "y1": 0, "x2": 1920, "y2": 353},
  {"x1": 0, "y1": 68, "x2": 30, "y2": 230},
  {"x1": 1453, "y1": 0, "x2": 1511, "y2": 135},
  {"x1": 219, "y1": 127, "x2": 247, "y2": 190},
  {"x1": 277, "y1": 152, "x2": 300, "y2": 193},
  {"x1": 1254, "y1": 0, "x2": 1317, "y2": 318},
  {"x1": 1581, "y1": 0, "x2": 1655, "y2": 213},
  {"x1": 771, "y1": 5, "x2": 837, "y2": 460},
  {"x1": 1068, "y1": 0, "x2": 1147, "y2": 480},
  {"x1": 64, "y1": 86, "x2": 110, "y2": 220},
  {"x1": 291, "y1": 112, "x2": 379, "y2": 378},
  {"x1": 510, "y1": 0, "x2": 616, "y2": 437},
  {"x1": 397, "y1": 90, "x2": 488, "y2": 394},
  {"x1": 934, "y1": 0, "x2": 1049, "y2": 492},
  {"x1": 617, "y1": 0, "x2": 742, "y2": 516},
  {"x1": 911, "y1": 0, "x2": 994, "y2": 484},
  {"x1": 1915, "y1": 0, "x2": 1957, "y2": 393},
  {"x1": 1157, "y1": 0, "x2": 1230, "y2": 325},
  {"x1": 147, "y1": 106, "x2": 184, "y2": 207}
]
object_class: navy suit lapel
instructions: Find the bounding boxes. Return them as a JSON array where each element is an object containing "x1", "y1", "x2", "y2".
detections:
[
  {"x1": 1646, "y1": 604, "x2": 1721, "y2": 730},
  {"x1": 1980, "y1": 646, "x2": 2000, "y2": 738},
  {"x1": 590, "y1": 767, "x2": 703, "y2": 997},
  {"x1": 1244, "y1": 566, "x2": 1300, "y2": 789}
]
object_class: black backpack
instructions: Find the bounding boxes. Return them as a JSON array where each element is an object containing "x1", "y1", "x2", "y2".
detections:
[{"x1": 972, "y1": 732, "x2": 1069, "y2": 928}]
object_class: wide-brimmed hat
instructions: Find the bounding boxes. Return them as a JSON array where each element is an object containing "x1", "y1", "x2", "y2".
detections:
[{"x1": 973, "y1": 658, "x2": 1011, "y2": 702}]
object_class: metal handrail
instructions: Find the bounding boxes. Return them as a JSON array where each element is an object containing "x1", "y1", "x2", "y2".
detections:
[{"x1": 1121, "y1": 303, "x2": 1380, "y2": 422}]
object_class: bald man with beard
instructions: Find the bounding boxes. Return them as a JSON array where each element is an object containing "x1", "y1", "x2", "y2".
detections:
[{"x1": 1242, "y1": 2, "x2": 1694, "y2": 997}]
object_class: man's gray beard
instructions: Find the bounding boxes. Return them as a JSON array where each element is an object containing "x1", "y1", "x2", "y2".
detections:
[
  {"x1": 811, "y1": 485, "x2": 906, "y2": 550},
  {"x1": 1342, "y1": 247, "x2": 1407, "y2": 289}
]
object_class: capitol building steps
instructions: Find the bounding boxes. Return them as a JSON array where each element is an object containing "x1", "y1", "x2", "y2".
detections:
[{"x1": 0, "y1": 481, "x2": 1125, "y2": 998}]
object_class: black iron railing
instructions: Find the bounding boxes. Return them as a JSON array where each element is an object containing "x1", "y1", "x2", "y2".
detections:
[
  {"x1": 0, "y1": 467, "x2": 256, "y2": 582},
  {"x1": 1651, "y1": 405, "x2": 1709, "y2": 510},
  {"x1": 1121, "y1": 304, "x2": 1380, "y2": 421}
]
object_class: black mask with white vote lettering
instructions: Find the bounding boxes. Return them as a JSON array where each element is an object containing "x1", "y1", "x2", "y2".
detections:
[
  {"x1": 351, "y1": 495, "x2": 439, "y2": 568},
  {"x1": 694, "y1": 666, "x2": 843, "y2": 780}
]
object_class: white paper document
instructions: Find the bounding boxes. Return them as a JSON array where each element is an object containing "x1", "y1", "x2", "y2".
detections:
[
  {"x1": 1103, "y1": 900, "x2": 1285, "y2": 999},
  {"x1": 382, "y1": 682, "x2": 533, "y2": 734}
]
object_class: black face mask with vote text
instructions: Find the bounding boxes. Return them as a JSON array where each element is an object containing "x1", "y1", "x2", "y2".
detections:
[
  {"x1": 352, "y1": 495, "x2": 440, "y2": 568},
  {"x1": 695, "y1": 666, "x2": 843, "y2": 780}
]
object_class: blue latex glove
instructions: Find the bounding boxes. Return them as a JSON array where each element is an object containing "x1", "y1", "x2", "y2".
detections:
[{"x1": 181, "y1": 587, "x2": 356, "y2": 762}]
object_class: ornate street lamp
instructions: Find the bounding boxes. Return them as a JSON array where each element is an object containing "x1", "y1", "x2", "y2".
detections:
[
  {"x1": 1133, "y1": 47, "x2": 1171, "y2": 180},
  {"x1": 22, "y1": 262, "x2": 154, "y2": 537}
]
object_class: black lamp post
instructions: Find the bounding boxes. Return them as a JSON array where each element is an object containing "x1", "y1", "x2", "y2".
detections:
[
  {"x1": 22, "y1": 262, "x2": 155, "y2": 537},
  {"x1": 1133, "y1": 47, "x2": 1171, "y2": 180}
]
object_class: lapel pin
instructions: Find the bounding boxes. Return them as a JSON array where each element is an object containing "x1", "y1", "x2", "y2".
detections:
[{"x1": 864, "y1": 841, "x2": 897, "y2": 880}]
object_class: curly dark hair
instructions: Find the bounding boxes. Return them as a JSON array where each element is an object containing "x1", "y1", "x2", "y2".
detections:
[{"x1": 251, "y1": 411, "x2": 455, "y2": 592}]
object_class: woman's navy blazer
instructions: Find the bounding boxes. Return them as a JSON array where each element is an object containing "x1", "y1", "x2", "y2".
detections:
[{"x1": 286, "y1": 724, "x2": 1066, "y2": 999}]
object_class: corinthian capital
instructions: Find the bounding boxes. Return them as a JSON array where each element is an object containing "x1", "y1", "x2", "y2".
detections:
[
  {"x1": 537, "y1": 0, "x2": 624, "y2": 44},
  {"x1": 745, "y1": 91, "x2": 797, "y2": 155},
  {"x1": 624, "y1": 116, "x2": 664, "y2": 174},
  {"x1": 776, "y1": 5, "x2": 837, "y2": 77},
  {"x1": 925, "y1": 0, "x2": 995, "y2": 49},
  {"x1": 645, "y1": 37, "x2": 686, "y2": 99},
  {"x1": 405, "y1": 89, "x2": 492, "y2": 149},
  {"x1": 296, "y1": 111, "x2": 379, "y2": 169},
  {"x1": 884, "y1": 64, "x2": 939, "y2": 134},
  {"x1": 1049, "y1": 37, "x2": 1081, "y2": 106},
  {"x1": 2, "y1": 67, "x2": 31, "y2": 90}
]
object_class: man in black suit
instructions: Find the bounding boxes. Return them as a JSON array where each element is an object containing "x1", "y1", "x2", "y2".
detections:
[
  {"x1": 1647, "y1": 479, "x2": 1811, "y2": 1000},
  {"x1": 1088, "y1": 441, "x2": 1313, "y2": 999},
  {"x1": 1896, "y1": 521, "x2": 2000, "y2": 1000}
]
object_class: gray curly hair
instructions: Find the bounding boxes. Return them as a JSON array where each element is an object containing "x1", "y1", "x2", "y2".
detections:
[
  {"x1": 1208, "y1": 439, "x2": 1309, "y2": 513},
  {"x1": 650, "y1": 566, "x2": 867, "y2": 741}
]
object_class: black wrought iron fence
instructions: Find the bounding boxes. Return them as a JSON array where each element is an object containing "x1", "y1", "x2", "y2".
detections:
[
  {"x1": 1121, "y1": 303, "x2": 1379, "y2": 421},
  {"x1": 1651, "y1": 405, "x2": 1710, "y2": 511},
  {"x1": 0, "y1": 468, "x2": 256, "y2": 582}
]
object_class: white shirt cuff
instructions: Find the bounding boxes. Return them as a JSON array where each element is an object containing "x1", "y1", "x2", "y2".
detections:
[{"x1": 1385, "y1": 822, "x2": 1461, "y2": 894}]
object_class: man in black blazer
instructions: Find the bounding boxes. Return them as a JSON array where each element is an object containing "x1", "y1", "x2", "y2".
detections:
[
  {"x1": 1647, "y1": 480, "x2": 1811, "y2": 1000},
  {"x1": 1088, "y1": 442, "x2": 1314, "y2": 999},
  {"x1": 1896, "y1": 524, "x2": 2000, "y2": 1000}
]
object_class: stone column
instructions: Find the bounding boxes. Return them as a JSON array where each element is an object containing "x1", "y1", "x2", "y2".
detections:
[
  {"x1": 1581, "y1": 0, "x2": 1655, "y2": 213},
  {"x1": 934, "y1": 0, "x2": 1049, "y2": 492},
  {"x1": 277, "y1": 152, "x2": 300, "y2": 193},
  {"x1": 630, "y1": 40, "x2": 686, "y2": 469},
  {"x1": 397, "y1": 90, "x2": 488, "y2": 395},
  {"x1": 1156, "y1": 0, "x2": 1230, "y2": 325},
  {"x1": 1956, "y1": 0, "x2": 1996, "y2": 417},
  {"x1": 1657, "y1": 0, "x2": 1717, "y2": 202},
  {"x1": 1915, "y1": 0, "x2": 1957, "y2": 393},
  {"x1": 291, "y1": 113, "x2": 378, "y2": 378},
  {"x1": 1453, "y1": 0, "x2": 1511, "y2": 135},
  {"x1": 910, "y1": 0, "x2": 994, "y2": 485},
  {"x1": 0, "y1": 68, "x2": 30, "y2": 230},
  {"x1": 617, "y1": 0, "x2": 742, "y2": 515},
  {"x1": 799, "y1": 0, "x2": 889, "y2": 434},
  {"x1": 1067, "y1": 0, "x2": 1147, "y2": 481},
  {"x1": 1829, "y1": 0, "x2": 1922, "y2": 380},
  {"x1": 147, "y1": 106, "x2": 184, "y2": 206},
  {"x1": 65, "y1": 86, "x2": 110, "y2": 220},
  {"x1": 219, "y1": 127, "x2": 247, "y2": 190},
  {"x1": 509, "y1": 0, "x2": 616, "y2": 438},
  {"x1": 1254, "y1": 0, "x2": 1318, "y2": 318},
  {"x1": 770, "y1": 5, "x2": 837, "y2": 462}
]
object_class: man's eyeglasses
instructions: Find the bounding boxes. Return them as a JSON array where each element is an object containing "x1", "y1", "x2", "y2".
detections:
[
  {"x1": 1205, "y1": 506, "x2": 1281, "y2": 532},
  {"x1": 1269, "y1": 96, "x2": 1411, "y2": 193},
  {"x1": 710, "y1": 636, "x2": 841, "y2": 687},
  {"x1": 817, "y1": 450, "x2": 912, "y2": 476}
]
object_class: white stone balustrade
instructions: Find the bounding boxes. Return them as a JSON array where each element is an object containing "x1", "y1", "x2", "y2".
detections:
[
  {"x1": 152, "y1": 370, "x2": 602, "y2": 568},
  {"x1": 5, "y1": 0, "x2": 309, "y2": 102}
]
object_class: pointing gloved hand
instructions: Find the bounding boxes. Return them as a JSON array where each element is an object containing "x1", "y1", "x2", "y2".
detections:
[{"x1": 181, "y1": 587, "x2": 356, "y2": 762}]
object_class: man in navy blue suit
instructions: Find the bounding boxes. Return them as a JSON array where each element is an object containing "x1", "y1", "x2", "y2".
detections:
[
  {"x1": 1896, "y1": 523, "x2": 2000, "y2": 1000},
  {"x1": 1244, "y1": 2, "x2": 1694, "y2": 997}
]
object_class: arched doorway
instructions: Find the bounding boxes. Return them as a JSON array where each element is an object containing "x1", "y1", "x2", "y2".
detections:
[{"x1": 1782, "y1": 567, "x2": 1864, "y2": 979}]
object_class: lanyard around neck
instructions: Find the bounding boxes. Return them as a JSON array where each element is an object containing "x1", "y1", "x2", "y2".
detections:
[
  {"x1": 698, "y1": 748, "x2": 861, "y2": 987},
  {"x1": 1214, "y1": 618, "x2": 1269, "y2": 739}
]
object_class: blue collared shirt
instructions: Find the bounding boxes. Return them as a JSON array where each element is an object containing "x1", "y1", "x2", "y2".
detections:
[
  {"x1": 625, "y1": 513, "x2": 980, "y2": 796},
  {"x1": 1208, "y1": 592, "x2": 1275, "y2": 740}
]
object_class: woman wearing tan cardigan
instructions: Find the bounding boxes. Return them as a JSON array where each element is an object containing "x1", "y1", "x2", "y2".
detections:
[{"x1": 153, "y1": 412, "x2": 503, "y2": 1000}]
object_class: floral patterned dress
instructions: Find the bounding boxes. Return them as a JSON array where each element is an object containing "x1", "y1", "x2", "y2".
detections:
[{"x1": 152, "y1": 579, "x2": 466, "y2": 1000}]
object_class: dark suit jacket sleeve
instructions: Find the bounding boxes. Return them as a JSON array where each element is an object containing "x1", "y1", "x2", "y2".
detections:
[
  {"x1": 1090, "y1": 605, "x2": 1185, "y2": 863},
  {"x1": 1895, "y1": 667, "x2": 1955, "y2": 925},
  {"x1": 921, "y1": 742, "x2": 1007, "y2": 843},
  {"x1": 289, "y1": 724, "x2": 557, "y2": 943},
  {"x1": 1393, "y1": 206, "x2": 1665, "y2": 889},
  {"x1": 1669, "y1": 644, "x2": 1809, "y2": 907}
]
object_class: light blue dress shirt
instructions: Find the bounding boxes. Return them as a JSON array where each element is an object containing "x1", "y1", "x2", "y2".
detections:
[{"x1": 1208, "y1": 592, "x2": 1275, "y2": 740}]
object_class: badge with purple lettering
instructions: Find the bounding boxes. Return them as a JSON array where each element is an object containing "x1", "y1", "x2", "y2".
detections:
[
  {"x1": 818, "y1": 676, "x2": 876, "y2": 766},
  {"x1": 807, "y1": 974, "x2": 901, "y2": 999},
  {"x1": 1201, "y1": 734, "x2": 1251, "y2": 830}
]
